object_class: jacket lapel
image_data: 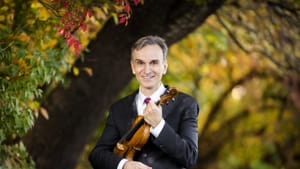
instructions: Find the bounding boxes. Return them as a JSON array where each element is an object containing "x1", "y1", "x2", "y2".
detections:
[
  {"x1": 127, "y1": 91, "x2": 139, "y2": 129},
  {"x1": 161, "y1": 86, "x2": 179, "y2": 119}
]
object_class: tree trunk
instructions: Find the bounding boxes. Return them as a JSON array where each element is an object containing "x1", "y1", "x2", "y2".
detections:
[{"x1": 23, "y1": 0, "x2": 225, "y2": 168}]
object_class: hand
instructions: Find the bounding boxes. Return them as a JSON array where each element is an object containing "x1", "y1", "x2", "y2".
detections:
[
  {"x1": 123, "y1": 160, "x2": 152, "y2": 169},
  {"x1": 143, "y1": 100, "x2": 162, "y2": 127}
]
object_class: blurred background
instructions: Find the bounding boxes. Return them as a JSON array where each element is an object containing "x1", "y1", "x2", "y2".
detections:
[{"x1": 1, "y1": 0, "x2": 299, "y2": 169}]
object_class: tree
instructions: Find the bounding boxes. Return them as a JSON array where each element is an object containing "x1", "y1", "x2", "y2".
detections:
[{"x1": 23, "y1": 0, "x2": 225, "y2": 169}]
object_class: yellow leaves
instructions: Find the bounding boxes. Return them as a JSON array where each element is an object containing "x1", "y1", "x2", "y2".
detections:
[
  {"x1": 18, "y1": 32, "x2": 30, "y2": 43},
  {"x1": 72, "y1": 66, "x2": 93, "y2": 76},
  {"x1": 206, "y1": 34, "x2": 216, "y2": 43},
  {"x1": 31, "y1": 1, "x2": 50, "y2": 21},
  {"x1": 93, "y1": 7, "x2": 108, "y2": 20},
  {"x1": 37, "y1": 7, "x2": 51, "y2": 21},
  {"x1": 16, "y1": 59, "x2": 28, "y2": 70},
  {"x1": 169, "y1": 45, "x2": 198, "y2": 74},
  {"x1": 73, "y1": 67, "x2": 80, "y2": 76},
  {"x1": 111, "y1": 13, "x2": 119, "y2": 24},
  {"x1": 65, "y1": 53, "x2": 76, "y2": 66},
  {"x1": 29, "y1": 101, "x2": 49, "y2": 120},
  {"x1": 78, "y1": 30, "x2": 92, "y2": 48},
  {"x1": 25, "y1": 54, "x2": 32, "y2": 59},
  {"x1": 0, "y1": 2, "x2": 15, "y2": 27},
  {"x1": 60, "y1": 67, "x2": 68, "y2": 74},
  {"x1": 12, "y1": 58, "x2": 31, "y2": 74},
  {"x1": 28, "y1": 101, "x2": 40, "y2": 110},
  {"x1": 102, "y1": 3, "x2": 110, "y2": 14},
  {"x1": 41, "y1": 39, "x2": 58, "y2": 50},
  {"x1": 30, "y1": 1, "x2": 43, "y2": 9},
  {"x1": 27, "y1": 19, "x2": 36, "y2": 25},
  {"x1": 83, "y1": 67, "x2": 93, "y2": 76},
  {"x1": 113, "y1": 4, "x2": 125, "y2": 12},
  {"x1": 1, "y1": 5, "x2": 9, "y2": 12},
  {"x1": 0, "y1": 15, "x2": 5, "y2": 22},
  {"x1": 47, "y1": 39, "x2": 58, "y2": 47}
]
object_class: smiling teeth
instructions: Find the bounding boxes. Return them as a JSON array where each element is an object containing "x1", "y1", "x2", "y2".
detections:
[{"x1": 143, "y1": 76, "x2": 153, "y2": 79}]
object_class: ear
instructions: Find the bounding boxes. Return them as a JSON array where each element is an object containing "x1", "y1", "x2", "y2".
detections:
[
  {"x1": 163, "y1": 62, "x2": 168, "y2": 74},
  {"x1": 131, "y1": 61, "x2": 136, "y2": 74}
]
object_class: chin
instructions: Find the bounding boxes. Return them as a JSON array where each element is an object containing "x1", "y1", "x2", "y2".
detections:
[
  {"x1": 140, "y1": 83, "x2": 154, "y2": 89},
  {"x1": 142, "y1": 85, "x2": 153, "y2": 89}
]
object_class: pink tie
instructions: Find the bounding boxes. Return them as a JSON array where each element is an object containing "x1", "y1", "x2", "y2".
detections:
[{"x1": 144, "y1": 97, "x2": 151, "y2": 104}]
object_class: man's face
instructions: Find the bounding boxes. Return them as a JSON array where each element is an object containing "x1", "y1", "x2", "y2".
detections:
[{"x1": 131, "y1": 44, "x2": 168, "y2": 92}]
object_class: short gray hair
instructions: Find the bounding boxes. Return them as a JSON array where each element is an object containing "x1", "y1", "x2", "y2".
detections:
[{"x1": 131, "y1": 35, "x2": 168, "y2": 61}]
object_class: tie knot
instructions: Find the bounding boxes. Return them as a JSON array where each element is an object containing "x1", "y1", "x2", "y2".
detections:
[{"x1": 144, "y1": 97, "x2": 151, "y2": 104}]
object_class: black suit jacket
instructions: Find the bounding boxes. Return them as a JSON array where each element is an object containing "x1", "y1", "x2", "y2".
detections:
[{"x1": 89, "y1": 88, "x2": 199, "y2": 169}]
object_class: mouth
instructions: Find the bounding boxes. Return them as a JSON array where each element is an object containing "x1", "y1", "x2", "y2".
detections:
[{"x1": 142, "y1": 75, "x2": 154, "y2": 80}]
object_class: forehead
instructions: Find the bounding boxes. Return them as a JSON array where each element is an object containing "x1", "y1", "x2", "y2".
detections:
[{"x1": 132, "y1": 44, "x2": 164, "y2": 61}]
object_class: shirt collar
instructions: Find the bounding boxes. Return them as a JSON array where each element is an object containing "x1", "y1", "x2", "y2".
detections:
[{"x1": 138, "y1": 84, "x2": 166, "y2": 104}]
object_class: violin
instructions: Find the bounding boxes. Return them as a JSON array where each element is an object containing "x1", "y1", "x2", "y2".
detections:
[{"x1": 113, "y1": 87, "x2": 178, "y2": 160}]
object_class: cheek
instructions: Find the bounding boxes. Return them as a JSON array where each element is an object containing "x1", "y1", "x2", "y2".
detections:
[{"x1": 135, "y1": 66, "x2": 144, "y2": 73}]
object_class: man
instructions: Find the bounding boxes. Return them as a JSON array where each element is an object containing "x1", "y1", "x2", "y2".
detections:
[{"x1": 89, "y1": 35, "x2": 199, "y2": 169}]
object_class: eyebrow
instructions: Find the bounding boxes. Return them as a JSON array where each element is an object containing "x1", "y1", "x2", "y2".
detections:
[{"x1": 134, "y1": 58, "x2": 160, "y2": 63}]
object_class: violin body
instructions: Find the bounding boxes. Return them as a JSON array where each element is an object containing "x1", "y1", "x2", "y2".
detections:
[
  {"x1": 113, "y1": 87, "x2": 178, "y2": 160},
  {"x1": 113, "y1": 116, "x2": 150, "y2": 160}
]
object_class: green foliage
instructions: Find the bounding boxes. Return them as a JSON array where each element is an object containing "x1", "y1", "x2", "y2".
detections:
[
  {"x1": 0, "y1": 143, "x2": 35, "y2": 169},
  {"x1": 0, "y1": 0, "x2": 137, "y2": 168},
  {"x1": 0, "y1": 1, "x2": 73, "y2": 168}
]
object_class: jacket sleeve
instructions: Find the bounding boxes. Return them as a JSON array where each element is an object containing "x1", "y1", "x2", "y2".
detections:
[
  {"x1": 89, "y1": 109, "x2": 123, "y2": 169},
  {"x1": 152, "y1": 95, "x2": 199, "y2": 168}
]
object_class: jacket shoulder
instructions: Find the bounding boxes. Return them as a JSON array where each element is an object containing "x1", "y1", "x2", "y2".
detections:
[
  {"x1": 177, "y1": 91, "x2": 198, "y2": 104},
  {"x1": 111, "y1": 90, "x2": 138, "y2": 107}
]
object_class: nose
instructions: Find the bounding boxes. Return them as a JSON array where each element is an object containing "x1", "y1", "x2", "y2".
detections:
[{"x1": 144, "y1": 64, "x2": 151, "y2": 73}]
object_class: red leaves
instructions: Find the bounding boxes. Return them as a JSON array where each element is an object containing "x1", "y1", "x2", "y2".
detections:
[
  {"x1": 84, "y1": 9, "x2": 93, "y2": 18},
  {"x1": 116, "y1": 0, "x2": 143, "y2": 26},
  {"x1": 118, "y1": 13, "x2": 128, "y2": 24},
  {"x1": 66, "y1": 35, "x2": 82, "y2": 56},
  {"x1": 53, "y1": 0, "x2": 143, "y2": 55},
  {"x1": 133, "y1": 0, "x2": 141, "y2": 6},
  {"x1": 57, "y1": 27, "x2": 82, "y2": 56},
  {"x1": 52, "y1": 1, "x2": 94, "y2": 56},
  {"x1": 124, "y1": 1, "x2": 131, "y2": 12}
]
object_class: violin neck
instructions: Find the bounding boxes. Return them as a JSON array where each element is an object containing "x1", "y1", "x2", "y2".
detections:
[
  {"x1": 119, "y1": 117, "x2": 145, "y2": 143},
  {"x1": 155, "y1": 100, "x2": 160, "y2": 105}
]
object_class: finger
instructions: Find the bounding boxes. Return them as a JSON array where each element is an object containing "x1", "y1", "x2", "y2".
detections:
[
  {"x1": 148, "y1": 102, "x2": 158, "y2": 112},
  {"x1": 140, "y1": 163, "x2": 152, "y2": 169}
]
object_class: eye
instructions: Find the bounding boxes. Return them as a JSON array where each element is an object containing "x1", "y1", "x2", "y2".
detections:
[
  {"x1": 150, "y1": 60, "x2": 159, "y2": 65},
  {"x1": 135, "y1": 60, "x2": 144, "y2": 65}
]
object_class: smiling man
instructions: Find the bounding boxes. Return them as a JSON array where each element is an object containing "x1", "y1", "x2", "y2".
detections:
[{"x1": 89, "y1": 35, "x2": 199, "y2": 169}]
